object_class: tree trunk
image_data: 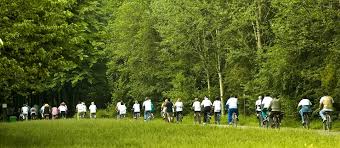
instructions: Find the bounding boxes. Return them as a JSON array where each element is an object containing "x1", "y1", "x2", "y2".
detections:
[
  {"x1": 217, "y1": 54, "x2": 224, "y2": 115},
  {"x1": 255, "y1": 0, "x2": 263, "y2": 50},
  {"x1": 206, "y1": 71, "x2": 211, "y2": 98}
]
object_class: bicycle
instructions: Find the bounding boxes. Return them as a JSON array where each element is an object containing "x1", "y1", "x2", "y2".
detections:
[
  {"x1": 323, "y1": 111, "x2": 332, "y2": 131},
  {"x1": 256, "y1": 111, "x2": 262, "y2": 127},
  {"x1": 232, "y1": 112, "x2": 238, "y2": 127},
  {"x1": 215, "y1": 112, "x2": 221, "y2": 125},
  {"x1": 262, "y1": 114, "x2": 269, "y2": 128},
  {"x1": 271, "y1": 112, "x2": 280, "y2": 129},
  {"x1": 303, "y1": 112, "x2": 311, "y2": 129},
  {"x1": 176, "y1": 112, "x2": 183, "y2": 123},
  {"x1": 203, "y1": 111, "x2": 211, "y2": 124},
  {"x1": 194, "y1": 111, "x2": 201, "y2": 124}
]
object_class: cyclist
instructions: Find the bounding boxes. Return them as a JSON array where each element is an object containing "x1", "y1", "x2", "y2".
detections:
[
  {"x1": 161, "y1": 99, "x2": 168, "y2": 120},
  {"x1": 116, "y1": 100, "x2": 122, "y2": 119},
  {"x1": 226, "y1": 95, "x2": 238, "y2": 125},
  {"x1": 255, "y1": 96, "x2": 262, "y2": 126},
  {"x1": 30, "y1": 106, "x2": 37, "y2": 120},
  {"x1": 142, "y1": 97, "x2": 152, "y2": 122},
  {"x1": 201, "y1": 96, "x2": 212, "y2": 125},
  {"x1": 174, "y1": 98, "x2": 184, "y2": 123},
  {"x1": 319, "y1": 95, "x2": 334, "y2": 123},
  {"x1": 165, "y1": 98, "x2": 174, "y2": 122},
  {"x1": 76, "y1": 102, "x2": 83, "y2": 119},
  {"x1": 261, "y1": 95, "x2": 273, "y2": 122},
  {"x1": 21, "y1": 104, "x2": 29, "y2": 121},
  {"x1": 269, "y1": 96, "x2": 282, "y2": 127},
  {"x1": 89, "y1": 102, "x2": 97, "y2": 119},
  {"x1": 43, "y1": 104, "x2": 51, "y2": 119},
  {"x1": 132, "y1": 100, "x2": 140, "y2": 119},
  {"x1": 51, "y1": 106, "x2": 59, "y2": 120},
  {"x1": 58, "y1": 102, "x2": 68, "y2": 119},
  {"x1": 192, "y1": 98, "x2": 201, "y2": 124},
  {"x1": 212, "y1": 96, "x2": 222, "y2": 125},
  {"x1": 297, "y1": 97, "x2": 312, "y2": 124},
  {"x1": 118, "y1": 102, "x2": 127, "y2": 119}
]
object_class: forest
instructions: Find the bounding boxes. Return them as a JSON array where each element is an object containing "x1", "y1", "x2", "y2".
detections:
[{"x1": 0, "y1": 0, "x2": 339, "y2": 116}]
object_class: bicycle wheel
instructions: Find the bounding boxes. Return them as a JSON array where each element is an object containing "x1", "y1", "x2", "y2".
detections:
[
  {"x1": 275, "y1": 115, "x2": 280, "y2": 129},
  {"x1": 178, "y1": 113, "x2": 182, "y2": 123},
  {"x1": 326, "y1": 114, "x2": 332, "y2": 131},
  {"x1": 303, "y1": 113, "x2": 309, "y2": 129},
  {"x1": 232, "y1": 113, "x2": 238, "y2": 127},
  {"x1": 262, "y1": 116, "x2": 269, "y2": 128}
]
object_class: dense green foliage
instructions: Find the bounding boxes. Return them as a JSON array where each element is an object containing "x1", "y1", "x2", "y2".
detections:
[
  {"x1": 0, "y1": 119, "x2": 340, "y2": 147},
  {"x1": 0, "y1": 0, "x2": 339, "y2": 116}
]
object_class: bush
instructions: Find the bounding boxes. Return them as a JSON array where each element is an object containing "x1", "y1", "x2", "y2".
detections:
[{"x1": 96, "y1": 110, "x2": 112, "y2": 118}]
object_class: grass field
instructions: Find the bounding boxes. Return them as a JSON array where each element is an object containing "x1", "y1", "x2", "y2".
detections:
[{"x1": 0, "y1": 117, "x2": 340, "y2": 148}]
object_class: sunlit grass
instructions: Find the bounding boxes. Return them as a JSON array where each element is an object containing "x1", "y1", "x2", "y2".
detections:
[{"x1": 0, "y1": 118, "x2": 339, "y2": 148}]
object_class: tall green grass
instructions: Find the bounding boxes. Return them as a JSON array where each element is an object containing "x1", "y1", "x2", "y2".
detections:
[{"x1": 0, "y1": 119, "x2": 339, "y2": 148}]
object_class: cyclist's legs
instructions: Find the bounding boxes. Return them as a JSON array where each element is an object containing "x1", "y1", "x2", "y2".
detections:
[
  {"x1": 261, "y1": 108, "x2": 268, "y2": 120},
  {"x1": 166, "y1": 112, "x2": 172, "y2": 122},
  {"x1": 176, "y1": 111, "x2": 181, "y2": 122},
  {"x1": 194, "y1": 111, "x2": 201, "y2": 124},
  {"x1": 227, "y1": 108, "x2": 236, "y2": 124},
  {"x1": 319, "y1": 109, "x2": 332, "y2": 121},
  {"x1": 194, "y1": 112, "x2": 197, "y2": 123},
  {"x1": 256, "y1": 111, "x2": 261, "y2": 118},
  {"x1": 144, "y1": 111, "x2": 149, "y2": 121},
  {"x1": 300, "y1": 106, "x2": 310, "y2": 123},
  {"x1": 215, "y1": 112, "x2": 221, "y2": 124},
  {"x1": 203, "y1": 111, "x2": 207, "y2": 123}
]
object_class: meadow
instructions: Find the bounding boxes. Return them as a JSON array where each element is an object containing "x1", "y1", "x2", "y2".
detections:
[{"x1": 0, "y1": 116, "x2": 339, "y2": 148}]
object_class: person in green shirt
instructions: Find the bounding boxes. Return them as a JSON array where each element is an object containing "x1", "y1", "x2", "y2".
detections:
[
  {"x1": 269, "y1": 97, "x2": 283, "y2": 125},
  {"x1": 319, "y1": 96, "x2": 334, "y2": 122}
]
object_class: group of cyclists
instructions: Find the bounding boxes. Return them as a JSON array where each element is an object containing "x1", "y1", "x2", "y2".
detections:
[
  {"x1": 18, "y1": 102, "x2": 69, "y2": 120},
  {"x1": 125, "y1": 94, "x2": 335, "y2": 129},
  {"x1": 17, "y1": 101, "x2": 99, "y2": 120},
  {"x1": 14, "y1": 94, "x2": 335, "y2": 130}
]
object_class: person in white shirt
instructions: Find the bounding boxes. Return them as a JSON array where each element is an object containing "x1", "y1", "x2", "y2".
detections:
[
  {"x1": 116, "y1": 100, "x2": 122, "y2": 119},
  {"x1": 40, "y1": 105, "x2": 45, "y2": 118},
  {"x1": 161, "y1": 99, "x2": 167, "y2": 120},
  {"x1": 132, "y1": 100, "x2": 140, "y2": 119},
  {"x1": 89, "y1": 102, "x2": 97, "y2": 119},
  {"x1": 174, "y1": 98, "x2": 184, "y2": 123},
  {"x1": 261, "y1": 95, "x2": 273, "y2": 121},
  {"x1": 201, "y1": 96, "x2": 212, "y2": 124},
  {"x1": 297, "y1": 97, "x2": 312, "y2": 124},
  {"x1": 81, "y1": 102, "x2": 87, "y2": 118},
  {"x1": 226, "y1": 96, "x2": 238, "y2": 125},
  {"x1": 118, "y1": 102, "x2": 127, "y2": 119},
  {"x1": 192, "y1": 98, "x2": 201, "y2": 124},
  {"x1": 142, "y1": 97, "x2": 152, "y2": 121},
  {"x1": 58, "y1": 102, "x2": 68, "y2": 119},
  {"x1": 255, "y1": 96, "x2": 262, "y2": 126},
  {"x1": 30, "y1": 106, "x2": 37, "y2": 120},
  {"x1": 213, "y1": 97, "x2": 222, "y2": 124},
  {"x1": 76, "y1": 102, "x2": 83, "y2": 120},
  {"x1": 21, "y1": 104, "x2": 29, "y2": 121}
]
